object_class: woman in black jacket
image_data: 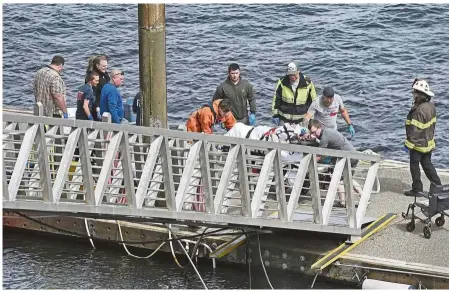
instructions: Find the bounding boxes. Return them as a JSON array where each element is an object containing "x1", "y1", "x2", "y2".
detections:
[{"x1": 85, "y1": 55, "x2": 110, "y2": 121}]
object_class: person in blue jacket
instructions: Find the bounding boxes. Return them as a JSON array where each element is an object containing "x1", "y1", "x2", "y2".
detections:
[{"x1": 100, "y1": 69, "x2": 125, "y2": 124}]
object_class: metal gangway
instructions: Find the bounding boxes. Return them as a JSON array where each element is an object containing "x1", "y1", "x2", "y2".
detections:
[{"x1": 2, "y1": 109, "x2": 381, "y2": 236}]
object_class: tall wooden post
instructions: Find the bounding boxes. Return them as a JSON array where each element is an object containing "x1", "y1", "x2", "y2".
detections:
[{"x1": 138, "y1": 4, "x2": 167, "y2": 128}]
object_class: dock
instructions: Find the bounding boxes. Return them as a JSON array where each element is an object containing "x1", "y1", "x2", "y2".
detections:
[{"x1": 2, "y1": 108, "x2": 449, "y2": 289}]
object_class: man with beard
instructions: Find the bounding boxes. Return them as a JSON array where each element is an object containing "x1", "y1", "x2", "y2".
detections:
[
  {"x1": 303, "y1": 86, "x2": 355, "y2": 138},
  {"x1": 213, "y1": 63, "x2": 256, "y2": 126}
]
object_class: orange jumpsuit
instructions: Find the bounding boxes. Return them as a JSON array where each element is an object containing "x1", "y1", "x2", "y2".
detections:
[{"x1": 186, "y1": 99, "x2": 236, "y2": 134}]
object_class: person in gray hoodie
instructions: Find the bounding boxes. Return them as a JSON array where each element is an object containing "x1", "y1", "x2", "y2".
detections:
[{"x1": 213, "y1": 63, "x2": 256, "y2": 125}]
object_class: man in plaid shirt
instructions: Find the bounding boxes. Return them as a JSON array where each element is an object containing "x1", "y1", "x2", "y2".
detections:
[{"x1": 33, "y1": 55, "x2": 68, "y2": 118}]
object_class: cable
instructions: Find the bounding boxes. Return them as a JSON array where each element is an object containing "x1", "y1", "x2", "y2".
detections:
[
  {"x1": 167, "y1": 224, "x2": 208, "y2": 290},
  {"x1": 84, "y1": 218, "x2": 96, "y2": 249},
  {"x1": 14, "y1": 212, "x2": 244, "y2": 245},
  {"x1": 116, "y1": 220, "x2": 165, "y2": 259},
  {"x1": 310, "y1": 270, "x2": 320, "y2": 289},
  {"x1": 257, "y1": 231, "x2": 274, "y2": 289}
]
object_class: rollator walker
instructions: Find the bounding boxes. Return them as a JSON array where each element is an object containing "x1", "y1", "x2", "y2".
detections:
[{"x1": 402, "y1": 183, "x2": 449, "y2": 239}]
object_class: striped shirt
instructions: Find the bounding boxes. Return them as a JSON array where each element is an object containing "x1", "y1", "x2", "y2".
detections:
[{"x1": 33, "y1": 66, "x2": 66, "y2": 117}]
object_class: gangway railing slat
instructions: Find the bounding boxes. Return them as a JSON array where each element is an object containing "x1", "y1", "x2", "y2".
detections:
[
  {"x1": 135, "y1": 136, "x2": 163, "y2": 208},
  {"x1": 8, "y1": 124, "x2": 38, "y2": 201},
  {"x1": 322, "y1": 158, "x2": 346, "y2": 225},
  {"x1": 94, "y1": 132, "x2": 123, "y2": 206},
  {"x1": 214, "y1": 145, "x2": 240, "y2": 215},
  {"x1": 308, "y1": 154, "x2": 323, "y2": 224},
  {"x1": 52, "y1": 128, "x2": 80, "y2": 203},
  {"x1": 287, "y1": 154, "x2": 312, "y2": 222},
  {"x1": 251, "y1": 149, "x2": 276, "y2": 218}
]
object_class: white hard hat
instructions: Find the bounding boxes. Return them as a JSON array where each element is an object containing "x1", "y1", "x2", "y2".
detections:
[{"x1": 412, "y1": 79, "x2": 434, "y2": 97}]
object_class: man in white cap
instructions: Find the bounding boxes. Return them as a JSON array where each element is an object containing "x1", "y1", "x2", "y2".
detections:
[
  {"x1": 272, "y1": 61, "x2": 317, "y2": 125},
  {"x1": 404, "y1": 78, "x2": 441, "y2": 197}
]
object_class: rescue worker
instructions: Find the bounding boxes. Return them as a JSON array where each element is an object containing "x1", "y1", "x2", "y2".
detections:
[
  {"x1": 186, "y1": 99, "x2": 236, "y2": 134},
  {"x1": 303, "y1": 86, "x2": 355, "y2": 138},
  {"x1": 404, "y1": 79, "x2": 441, "y2": 197},
  {"x1": 272, "y1": 61, "x2": 317, "y2": 125},
  {"x1": 213, "y1": 63, "x2": 256, "y2": 125}
]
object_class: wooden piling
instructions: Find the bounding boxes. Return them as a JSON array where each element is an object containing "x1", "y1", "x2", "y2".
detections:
[{"x1": 138, "y1": 4, "x2": 167, "y2": 129}]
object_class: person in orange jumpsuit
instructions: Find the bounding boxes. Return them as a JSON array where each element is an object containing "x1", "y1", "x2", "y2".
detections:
[{"x1": 186, "y1": 99, "x2": 236, "y2": 134}]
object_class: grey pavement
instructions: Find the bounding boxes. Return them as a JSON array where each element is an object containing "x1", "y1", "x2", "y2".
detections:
[{"x1": 349, "y1": 161, "x2": 449, "y2": 268}]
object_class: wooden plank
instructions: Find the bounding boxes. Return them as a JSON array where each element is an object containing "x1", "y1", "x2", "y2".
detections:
[
  {"x1": 356, "y1": 162, "x2": 379, "y2": 228},
  {"x1": 78, "y1": 127, "x2": 95, "y2": 205},
  {"x1": 52, "y1": 128, "x2": 81, "y2": 203},
  {"x1": 134, "y1": 136, "x2": 163, "y2": 208},
  {"x1": 36, "y1": 123, "x2": 53, "y2": 202},
  {"x1": 251, "y1": 149, "x2": 276, "y2": 218},
  {"x1": 94, "y1": 132, "x2": 123, "y2": 206},
  {"x1": 199, "y1": 141, "x2": 214, "y2": 214},
  {"x1": 322, "y1": 158, "x2": 346, "y2": 225},
  {"x1": 214, "y1": 145, "x2": 240, "y2": 215},
  {"x1": 160, "y1": 137, "x2": 176, "y2": 211},
  {"x1": 8, "y1": 124, "x2": 38, "y2": 201},
  {"x1": 237, "y1": 145, "x2": 251, "y2": 217},
  {"x1": 287, "y1": 154, "x2": 311, "y2": 222},
  {"x1": 343, "y1": 160, "x2": 356, "y2": 228},
  {"x1": 274, "y1": 149, "x2": 287, "y2": 222},
  {"x1": 308, "y1": 154, "x2": 323, "y2": 224},
  {"x1": 175, "y1": 141, "x2": 202, "y2": 211}
]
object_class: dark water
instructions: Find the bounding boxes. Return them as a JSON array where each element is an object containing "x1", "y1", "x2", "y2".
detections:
[
  {"x1": 2, "y1": 230, "x2": 349, "y2": 289},
  {"x1": 2, "y1": 4, "x2": 449, "y2": 169}
]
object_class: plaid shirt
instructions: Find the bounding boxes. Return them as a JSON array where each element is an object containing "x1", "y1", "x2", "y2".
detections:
[{"x1": 33, "y1": 66, "x2": 66, "y2": 117}]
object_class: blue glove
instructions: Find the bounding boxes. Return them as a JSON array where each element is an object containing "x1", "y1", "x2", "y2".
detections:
[
  {"x1": 320, "y1": 156, "x2": 332, "y2": 164},
  {"x1": 63, "y1": 112, "x2": 68, "y2": 119},
  {"x1": 300, "y1": 128, "x2": 307, "y2": 136},
  {"x1": 403, "y1": 146, "x2": 410, "y2": 153},
  {"x1": 348, "y1": 124, "x2": 355, "y2": 137},
  {"x1": 248, "y1": 113, "x2": 256, "y2": 126},
  {"x1": 87, "y1": 114, "x2": 94, "y2": 121},
  {"x1": 272, "y1": 117, "x2": 280, "y2": 126},
  {"x1": 219, "y1": 121, "x2": 225, "y2": 129}
]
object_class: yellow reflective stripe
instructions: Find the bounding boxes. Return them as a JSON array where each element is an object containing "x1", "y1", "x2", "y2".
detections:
[
  {"x1": 405, "y1": 140, "x2": 415, "y2": 149},
  {"x1": 278, "y1": 110, "x2": 305, "y2": 121},
  {"x1": 414, "y1": 139, "x2": 435, "y2": 153},
  {"x1": 405, "y1": 117, "x2": 436, "y2": 129},
  {"x1": 406, "y1": 139, "x2": 435, "y2": 153}
]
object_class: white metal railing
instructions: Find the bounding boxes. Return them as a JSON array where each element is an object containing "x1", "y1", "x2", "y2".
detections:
[{"x1": 2, "y1": 107, "x2": 381, "y2": 236}]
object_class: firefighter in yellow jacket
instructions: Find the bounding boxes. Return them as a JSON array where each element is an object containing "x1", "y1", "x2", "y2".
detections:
[
  {"x1": 272, "y1": 61, "x2": 317, "y2": 125},
  {"x1": 186, "y1": 99, "x2": 236, "y2": 134},
  {"x1": 404, "y1": 78, "x2": 441, "y2": 196}
]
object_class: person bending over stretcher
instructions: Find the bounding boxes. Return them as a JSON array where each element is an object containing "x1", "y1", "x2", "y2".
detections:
[{"x1": 186, "y1": 99, "x2": 236, "y2": 134}]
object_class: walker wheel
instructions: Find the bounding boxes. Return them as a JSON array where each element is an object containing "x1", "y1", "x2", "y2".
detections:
[
  {"x1": 435, "y1": 216, "x2": 445, "y2": 227},
  {"x1": 423, "y1": 225, "x2": 432, "y2": 239},
  {"x1": 406, "y1": 221, "x2": 415, "y2": 232}
]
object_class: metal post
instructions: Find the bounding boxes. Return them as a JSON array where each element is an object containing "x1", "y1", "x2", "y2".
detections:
[{"x1": 138, "y1": 4, "x2": 167, "y2": 128}]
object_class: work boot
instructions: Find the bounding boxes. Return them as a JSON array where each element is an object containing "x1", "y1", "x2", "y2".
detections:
[
  {"x1": 333, "y1": 201, "x2": 346, "y2": 208},
  {"x1": 404, "y1": 189, "x2": 420, "y2": 197}
]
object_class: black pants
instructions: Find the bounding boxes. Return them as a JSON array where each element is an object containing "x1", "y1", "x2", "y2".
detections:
[{"x1": 410, "y1": 150, "x2": 441, "y2": 192}]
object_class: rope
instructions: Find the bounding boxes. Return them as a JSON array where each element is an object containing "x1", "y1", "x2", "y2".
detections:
[
  {"x1": 167, "y1": 224, "x2": 208, "y2": 290},
  {"x1": 257, "y1": 231, "x2": 274, "y2": 289},
  {"x1": 84, "y1": 218, "x2": 96, "y2": 249},
  {"x1": 168, "y1": 224, "x2": 185, "y2": 268},
  {"x1": 116, "y1": 220, "x2": 165, "y2": 259}
]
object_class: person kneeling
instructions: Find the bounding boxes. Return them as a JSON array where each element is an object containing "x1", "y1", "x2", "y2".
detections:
[{"x1": 186, "y1": 99, "x2": 236, "y2": 134}]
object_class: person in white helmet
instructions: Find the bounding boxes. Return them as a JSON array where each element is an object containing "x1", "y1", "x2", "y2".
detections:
[{"x1": 404, "y1": 78, "x2": 441, "y2": 197}]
